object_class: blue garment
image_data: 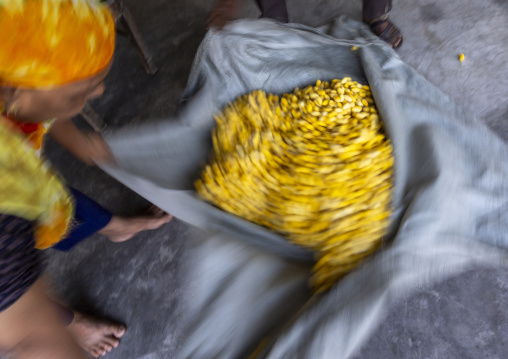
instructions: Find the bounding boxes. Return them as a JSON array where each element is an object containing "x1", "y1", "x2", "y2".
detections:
[{"x1": 52, "y1": 188, "x2": 112, "y2": 252}]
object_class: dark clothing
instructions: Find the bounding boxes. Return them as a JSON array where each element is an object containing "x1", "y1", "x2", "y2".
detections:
[
  {"x1": 0, "y1": 214, "x2": 42, "y2": 312},
  {"x1": 0, "y1": 188, "x2": 111, "y2": 312},
  {"x1": 255, "y1": 0, "x2": 289, "y2": 23},
  {"x1": 362, "y1": 0, "x2": 392, "y2": 22},
  {"x1": 256, "y1": 0, "x2": 391, "y2": 23}
]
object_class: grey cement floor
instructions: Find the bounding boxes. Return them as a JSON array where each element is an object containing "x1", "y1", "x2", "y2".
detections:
[{"x1": 40, "y1": 0, "x2": 508, "y2": 358}]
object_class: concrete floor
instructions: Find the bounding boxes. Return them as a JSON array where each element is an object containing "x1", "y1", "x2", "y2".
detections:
[{"x1": 40, "y1": 0, "x2": 508, "y2": 358}]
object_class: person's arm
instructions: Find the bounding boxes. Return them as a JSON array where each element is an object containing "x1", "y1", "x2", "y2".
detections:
[
  {"x1": 207, "y1": 0, "x2": 241, "y2": 29},
  {"x1": 48, "y1": 118, "x2": 114, "y2": 165},
  {"x1": 0, "y1": 279, "x2": 86, "y2": 359}
]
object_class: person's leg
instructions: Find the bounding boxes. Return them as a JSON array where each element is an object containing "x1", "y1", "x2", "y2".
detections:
[
  {"x1": 362, "y1": 0, "x2": 392, "y2": 22},
  {"x1": 52, "y1": 301, "x2": 75, "y2": 326},
  {"x1": 0, "y1": 280, "x2": 87, "y2": 359},
  {"x1": 52, "y1": 188, "x2": 172, "y2": 251},
  {"x1": 254, "y1": 0, "x2": 289, "y2": 23},
  {"x1": 362, "y1": 0, "x2": 402, "y2": 48},
  {"x1": 49, "y1": 188, "x2": 171, "y2": 356}
]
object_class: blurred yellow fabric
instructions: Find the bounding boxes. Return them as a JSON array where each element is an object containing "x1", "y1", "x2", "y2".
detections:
[{"x1": 0, "y1": 117, "x2": 74, "y2": 249}]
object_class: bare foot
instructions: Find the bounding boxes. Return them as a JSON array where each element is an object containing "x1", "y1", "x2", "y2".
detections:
[
  {"x1": 99, "y1": 212, "x2": 172, "y2": 243},
  {"x1": 68, "y1": 312, "x2": 126, "y2": 357}
]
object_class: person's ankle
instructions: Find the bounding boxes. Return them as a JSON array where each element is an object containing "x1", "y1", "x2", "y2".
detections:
[{"x1": 363, "y1": 13, "x2": 388, "y2": 24}]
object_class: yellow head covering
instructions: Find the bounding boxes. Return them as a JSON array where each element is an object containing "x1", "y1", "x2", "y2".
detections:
[{"x1": 0, "y1": 0, "x2": 115, "y2": 88}]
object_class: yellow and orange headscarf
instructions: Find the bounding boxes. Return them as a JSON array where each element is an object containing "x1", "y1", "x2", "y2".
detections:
[
  {"x1": 0, "y1": 0, "x2": 115, "y2": 249},
  {"x1": 0, "y1": 0, "x2": 115, "y2": 88}
]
